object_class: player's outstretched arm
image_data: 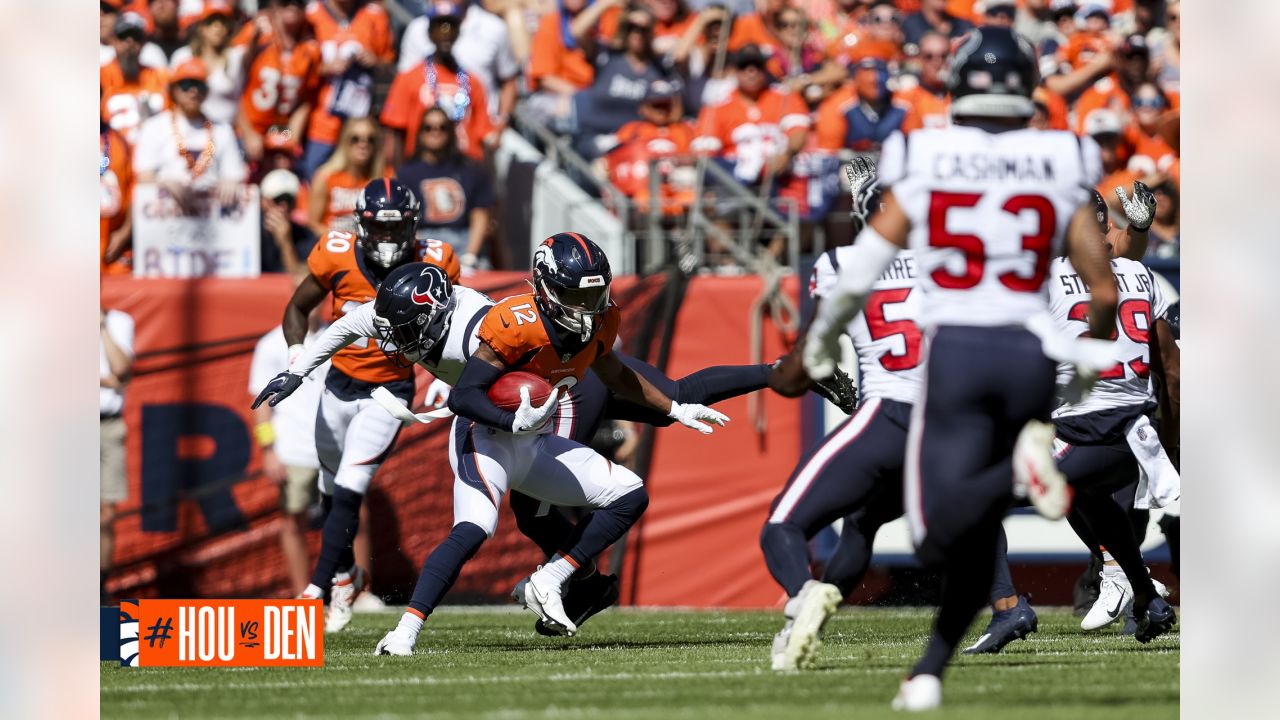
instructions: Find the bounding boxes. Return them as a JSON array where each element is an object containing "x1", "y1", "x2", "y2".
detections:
[
  {"x1": 1066, "y1": 203, "x2": 1119, "y2": 339},
  {"x1": 283, "y1": 273, "x2": 330, "y2": 361},
  {"x1": 593, "y1": 351, "x2": 729, "y2": 435},
  {"x1": 251, "y1": 302, "x2": 377, "y2": 409}
]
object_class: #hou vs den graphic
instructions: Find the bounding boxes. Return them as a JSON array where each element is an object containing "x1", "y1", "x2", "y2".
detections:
[{"x1": 109, "y1": 599, "x2": 324, "y2": 667}]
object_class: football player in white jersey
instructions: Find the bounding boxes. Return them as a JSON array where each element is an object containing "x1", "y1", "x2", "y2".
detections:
[{"x1": 804, "y1": 27, "x2": 1120, "y2": 711}]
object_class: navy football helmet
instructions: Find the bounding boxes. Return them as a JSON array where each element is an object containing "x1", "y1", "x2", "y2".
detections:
[
  {"x1": 532, "y1": 232, "x2": 612, "y2": 341},
  {"x1": 354, "y1": 178, "x2": 421, "y2": 269},
  {"x1": 948, "y1": 26, "x2": 1039, "y2": 120},
  {"x1": 373, "y1": 262, "x2": 455, "y2": 367}
]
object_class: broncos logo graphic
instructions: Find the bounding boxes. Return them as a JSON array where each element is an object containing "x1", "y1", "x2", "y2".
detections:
[{"x1": 410, "y1": 265, "x2": 450, "y2": 307}]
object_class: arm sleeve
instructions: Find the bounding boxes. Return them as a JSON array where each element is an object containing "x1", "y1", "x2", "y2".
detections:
[
  {"x1": 446, "y1": 355, "x2": 517, "y2": 431},
  {"x1": 287, "y1": 302, "x2": 378, "y2": 376}
]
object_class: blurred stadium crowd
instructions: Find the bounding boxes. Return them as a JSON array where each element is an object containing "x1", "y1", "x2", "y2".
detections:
[{"x1": 100, "y1": 0, "x2": 1181, "y2": 277}]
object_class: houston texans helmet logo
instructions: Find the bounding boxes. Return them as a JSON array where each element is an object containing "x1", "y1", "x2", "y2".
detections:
[{"x1": 410, "y1": 265, "x2": 450, "y2": 306}]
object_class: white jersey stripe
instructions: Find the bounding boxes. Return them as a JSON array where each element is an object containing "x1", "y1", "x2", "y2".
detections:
[{"x1": 768, "y1": 398, "x2": 882, "y2": 524}]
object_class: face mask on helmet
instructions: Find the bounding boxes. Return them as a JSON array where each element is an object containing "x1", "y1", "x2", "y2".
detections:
[
  {"x1": 358, "y1": 215, "x2": 415, "y2": 268},
  {"x1": 537, "y1": 277, "x2": 610, "y2": 341},
  {"x1": 374, "y1": 294, "x2": 455, "y2": 368}
]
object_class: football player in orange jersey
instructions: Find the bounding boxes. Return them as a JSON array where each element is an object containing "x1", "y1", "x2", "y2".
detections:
[
  {"x1": 275, "y1": 177, "x2": 457, "y2": 633},
  {"x1": 374, "y1": 233, "x2": 730, "y2": 655}
]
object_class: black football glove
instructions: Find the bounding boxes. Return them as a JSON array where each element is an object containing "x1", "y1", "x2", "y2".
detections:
[
  {"x1": 811, "y1": 364, "x2": 858, "y2": 415},
  {"x1": 251, "y1": 372, "x2": 304, "y2": 409}
]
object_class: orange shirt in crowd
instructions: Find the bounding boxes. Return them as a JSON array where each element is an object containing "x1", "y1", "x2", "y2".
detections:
[
  {"x1": 305, "y1": 1, "x2": 395, "y2": 145},
  {"x1": 233, "y1": 23, "x2": 323, "y2": 134},
  {"x1": 827, "y1": 34, "x2": 902, "y2": 66},
  {"x1": 100, "y1": 125, "x2": 133, "y2": 275},
  {"x1": 479, "y1": 293, "x2": 622, "y2": 384},
  {"x1": 607, "y1": 121, "x2": 697, "y2": 215},
  {"x1": 100, "y1": 61, "x2": 169, "y2": 145},
  {"x1": 528, "y1": 12, "x2": 595, "y2": 91},
  {"x1": 1059, "y1": 31, "x2": 1111, "y2": 71},
  {"x1": 894, "y1": 83, "x2": 950, "y2": 132},
  {"x1": 1076, "y1": 76, "x2": 1181, "y2": 135},
  {"x1": 316, "y1": 168, "x2": 372, "y2": 232},
  {"x1": 693, "y1": 88, "x2": 809, "y2": 179},
  {"x1": 727, "y1": 13, "x2": 785, "y2": 58},
  {"x1": 381, "y1": 59, "x2": 495, "y2": 161},
  {"x1": 1034, "y1": 86, "x2": 1071, "y2": 131}
]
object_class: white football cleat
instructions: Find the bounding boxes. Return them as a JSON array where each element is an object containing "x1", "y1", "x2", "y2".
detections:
[
  {"x1": 1082, "y1": 569, "x2": 1132, "y2": 631},
  {"x1": 1013, "y1": 420, "x2": 1072, "y2": 520},
  {"x1": 891, "y1": 674, "x2": 942, "y2": 712},
  {"x1": 326, "y1": 565, "x2": 366, "y2": 634},
  {"x1": 374, "y1": 626, "x2": 417, "y2": 656},
  {"x1": 514, "y1": 569, "x2": 578, "y2": 636},
  {"x1": 776, "y1": 581, "x2": 843, "y2": 671}
]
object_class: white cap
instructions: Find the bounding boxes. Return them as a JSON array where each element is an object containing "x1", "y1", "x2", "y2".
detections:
[
  {"x1": 1082, "y1": 109, "x2": 1124, "y2": 136},
  {"x1": 260, "y1": 169, "x2": 301, "y2": 200}
]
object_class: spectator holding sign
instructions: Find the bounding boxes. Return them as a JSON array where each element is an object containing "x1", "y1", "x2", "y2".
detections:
[
  {"x1": 133, "y1": 58, "x2": 248, "y2": 208},
  {"x1": 395, "y1": 106, "x2": 494, "y2": 270}
]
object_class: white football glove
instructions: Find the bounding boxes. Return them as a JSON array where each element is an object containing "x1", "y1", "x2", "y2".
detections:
[
  {"x1": 668, "y1": 401, "x2": 730, "y2": 435},
  {"x1": 803, "y1": 293, "x2": 857, "y2": 380},
  {"x1": 511, "y1": 386, "x2": 561, "y2": 435},
  {"x1": 845, "y1": 155, "x2": 877, "y2": 204},
  {"x1": 424, "y1": 378, "x2": 451, "y2": 408},
  {"x1": 1115, "y1": 181, "x2": 1156, "y2": 231}
]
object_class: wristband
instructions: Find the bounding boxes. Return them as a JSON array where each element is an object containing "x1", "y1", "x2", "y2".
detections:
[{"x1": 254, "y1": 422, "x2": 276, "y2": 448}]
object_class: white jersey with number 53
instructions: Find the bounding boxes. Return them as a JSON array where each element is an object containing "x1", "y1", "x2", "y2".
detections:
[
  {"x1": 876, "y1": 126, "x2": 1102, "y2": 329},
  {"x1": 1050, "y1": 257, "x2": 1169, "y2": 417},
  {"x1": 812, "y1": 248, "x2": 923, "y2": 405}
]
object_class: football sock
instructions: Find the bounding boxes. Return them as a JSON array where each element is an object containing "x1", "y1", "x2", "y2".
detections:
[
  {"x1": 760, "y1": 521, "x2": 812, "y2": 598},
  {"x1": 538, "y1": 554, "x2": 578, "y2": 588},
  {"x1": 561, "y1": 487, "x2": 649, "y2": 568},
  {"x1": 407, "y1": 522, "x2": 488, "y2": 618},
  {"x1": 988, "y1": 526, "x2": 1016, "y2": 605},
  {"x1": 396, "y1": 610, "x2": 424, "y2": 638},
  {"x1": 310, "y1": 487, "x2": 364, "y2": 593},
  {"x1": 301, "y1": 583, "x2": 322, "y2": 599},
  {"x1": 913, "y1": 514, "x2": 1002, "y2": 679},
  {"x1": 676, "y1": 364, "x2": 770, "y2": 406}
]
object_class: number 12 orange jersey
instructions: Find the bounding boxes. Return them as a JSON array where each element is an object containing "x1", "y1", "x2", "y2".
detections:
[
  {"x1": 307, "y1": 231, "x2": 461, "y2": 383},
  {"x1": 477, "y1": 294, "x2": 621, "y2": 386}
]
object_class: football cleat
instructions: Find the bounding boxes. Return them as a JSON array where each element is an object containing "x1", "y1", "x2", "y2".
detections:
[
  {"x1": 811, "y1": 365, "x2": 858, "y2": 415},
  {"x1": 1082, "y1": 569, "x2": 1131, "y2": 631},
  {"x1": 374, "y1": 626, "x2": 417, "y2": 656},
  {"x1": 775, "y1": 580, "x2": 843, "y2": 671},
  {"x1": 962, "y1": 596, "x2": 1038, "y2": 654},
  {"x1": 1013, "y1": 420, "x2": 1072, "y2": 520},
  {"x1": 514, "y1": 569, "x2": 578, "y2": 637},
  {"x1": 534, "y1": 573, "x2": 619, "y2": 638},
  {"x1": 326, "y1": 565, "x2": 366, "y2": 634},
  {"x1": 891, "y1": 674, "x2": 942, "y2": 712},
  {"x1": 1133, "y1": 597, "x2": 1177, "y2": 643},
  {"x1": 1120, "y1": 573, "x2": 1172, "y2": 635}
]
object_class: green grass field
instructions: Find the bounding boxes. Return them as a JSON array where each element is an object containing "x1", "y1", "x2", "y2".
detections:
[{"x1": 101, "y1": 607, "x2": 1178, "y2": 719}]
